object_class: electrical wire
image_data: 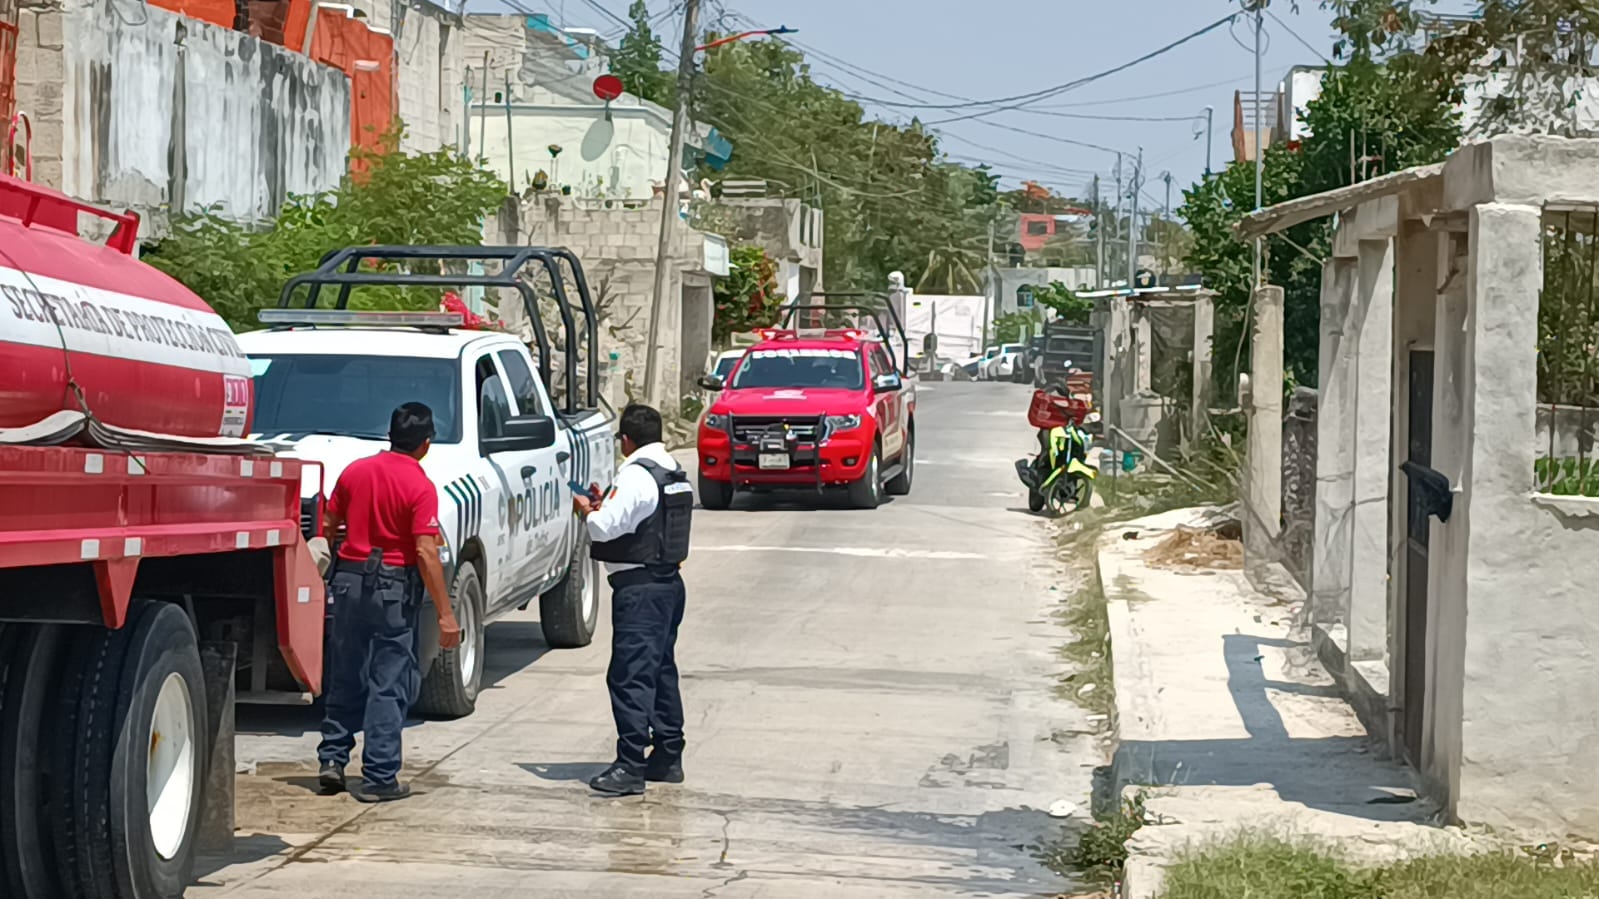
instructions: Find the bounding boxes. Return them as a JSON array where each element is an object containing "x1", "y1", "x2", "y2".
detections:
[
  {"x1": 1266, "y1": 8, "x2": 1334, "y2": 64},
  {"x1": 840, "y1": 14, "x2": 1239, "y2": 123}
]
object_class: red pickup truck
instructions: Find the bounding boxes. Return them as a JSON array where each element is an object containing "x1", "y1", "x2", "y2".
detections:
[{"x1": 696, "y1": 315, "x2": 916, "y2": 510}]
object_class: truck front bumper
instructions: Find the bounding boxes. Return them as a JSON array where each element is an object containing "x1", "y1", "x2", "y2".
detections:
[{"x1": 698, "y1": 429, "x2": 873, "y2": 488}]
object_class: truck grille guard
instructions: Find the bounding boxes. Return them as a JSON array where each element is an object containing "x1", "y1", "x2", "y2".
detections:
[{"x1": 726, "y1": 415, "x2": 828, "y2": 490}]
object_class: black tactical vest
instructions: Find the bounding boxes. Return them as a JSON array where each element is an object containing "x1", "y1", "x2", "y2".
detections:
[{"x1": 591, "y1": 460, "x2": 694, "y2": 566}]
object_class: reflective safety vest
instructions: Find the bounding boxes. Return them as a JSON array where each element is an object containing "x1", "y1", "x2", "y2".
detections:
[{"x1": 591, "y1": 460, "x2": 695, "y2": 566}]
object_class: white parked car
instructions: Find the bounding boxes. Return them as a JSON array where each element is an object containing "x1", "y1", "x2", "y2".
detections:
[
  {"x1": 981, "y1": 343, "x2": 1028, "y2": 381},
  {"x1": 708, "y1": 348, "x2": 748, "y2": 382}
]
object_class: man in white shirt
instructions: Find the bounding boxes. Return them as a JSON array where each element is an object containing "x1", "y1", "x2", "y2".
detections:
[{"x1": 573, "y1": 404, "x2": 693, "y2": 795}]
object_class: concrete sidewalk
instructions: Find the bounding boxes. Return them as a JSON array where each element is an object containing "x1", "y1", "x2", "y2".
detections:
[{"x1": 1098, "y1": 508, "x2": 1480, "y2": 899}]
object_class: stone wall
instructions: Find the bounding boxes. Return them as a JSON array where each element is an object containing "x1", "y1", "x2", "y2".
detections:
[{"x1": 15, "y1": 0, "x2": 348, "y2": 235}]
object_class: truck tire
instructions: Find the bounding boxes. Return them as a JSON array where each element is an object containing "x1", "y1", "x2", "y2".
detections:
[
  {"x1": 51, "y1": 600, "x2": 207, "y2": 899},
  {"x1": 699, "y1": 476, "x2": 733, "y2": 510},
  {"x1": 415, "y1": 564, "x2": 485, "y2": 719},
  {"x1": 885, "y1": 426, "x2": 914, "y2": 496},
  {"x1": 848, "y1": 447, "x2": 883, "y2": 509},
  {"x1": 1, "y1": 624, "x2": 67, "y2": 899},
  {"x1": 541, "y1": 529, "x2": 601, "y2": 649}
]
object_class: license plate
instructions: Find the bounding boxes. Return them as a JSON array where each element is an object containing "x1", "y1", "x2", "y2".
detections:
[{"x1": 758, "y1": 453, "x2": 790, "y2": 470}]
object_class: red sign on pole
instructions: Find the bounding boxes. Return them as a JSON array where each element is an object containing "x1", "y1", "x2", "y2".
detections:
[{"x1": 592, "y1": 74, "x2": 624, "y2": 102}]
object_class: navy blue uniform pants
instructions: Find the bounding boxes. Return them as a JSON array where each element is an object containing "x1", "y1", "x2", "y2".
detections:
[
  {"x1": 607, "y1": 567, "x2": 686, "y2": 773},
  {"x1": 317, "y1": 561, "x2": 422, "y2": 787}
]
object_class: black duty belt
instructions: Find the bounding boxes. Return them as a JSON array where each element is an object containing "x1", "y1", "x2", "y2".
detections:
[{"x1": 608, "y1": 565, "x2": 681, "y2": 591}]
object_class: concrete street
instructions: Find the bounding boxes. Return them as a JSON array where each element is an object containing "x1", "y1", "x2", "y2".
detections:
[{"x1": 197, "y1": 382, "x2": 1100, "y2": 898}]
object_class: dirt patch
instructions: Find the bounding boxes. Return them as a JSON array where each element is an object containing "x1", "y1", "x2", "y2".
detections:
[{"x1": 1143, "y1": 523, "x2": 1243, "y2": 571}]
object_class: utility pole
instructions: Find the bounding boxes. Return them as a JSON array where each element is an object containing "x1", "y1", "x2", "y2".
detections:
[
  {"x1": 1161, "y1": 171, "x2": 1173, "y2": 278},
  {"x1": 1127, "y1": 148, "x2": 1141, "y2": 291},
  {"x1": 983, "y1": 217, "x2": 996, "y2": 349},
  {"x1": 1203, "y1": 105, "x2": 1214, "y2": 175},
  {"x1": 1112, "y1": 153, "x2": 1123, "y2": 285},
  {"x1": 1250, "y1": 0, "x2": 1265, "y2": 286},
  {"x1": 643, "y1": 0, "x2": 701, "y2": 407},
  {"x1": 1092, "y1": 174, "x2": 1105, "y2": 289}
]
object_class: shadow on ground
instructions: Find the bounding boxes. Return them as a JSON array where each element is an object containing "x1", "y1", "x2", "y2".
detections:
[
  {"x1": 236, "y1": 619, "x2": 557, "y2": 738},
  {"x1": 1110, "y1": 630, "x2": 1421, "y2": 820}
]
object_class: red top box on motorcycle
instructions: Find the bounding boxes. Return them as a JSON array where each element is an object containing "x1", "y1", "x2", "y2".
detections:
[{"x1": 1028, "y1": 389, "x2": 1091, "y2": 430}]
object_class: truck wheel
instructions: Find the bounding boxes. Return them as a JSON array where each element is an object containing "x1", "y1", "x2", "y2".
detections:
[
  {"x1": 416, "y1": 564, "x2": 485, "y2": 719},
  {"x1": 699, "y1": 476, "x2": 733, "y2": 511},
  {"x1": 1, "y1": 624, "x2": 68, "y2": 899},
  {"x1": 885, "y1": 427, "x2": 914, "y2": 496},
  {"x1": 848, "y1": 447, "x2": 883, "y2": 509},
  {"x1": 541, "y1": 529, "x2": 601, "y2": 649},
  {"x1": 52, "y1": 601, "x2": 207, "y2": 899}
]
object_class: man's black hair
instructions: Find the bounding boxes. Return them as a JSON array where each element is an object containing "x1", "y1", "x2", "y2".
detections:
[
  {"x1": 618, "y1": 403, "x2": 663, "y2": 447},
  {"x1": 390, "y1": 402, "x2": 436, "y2": 453}
]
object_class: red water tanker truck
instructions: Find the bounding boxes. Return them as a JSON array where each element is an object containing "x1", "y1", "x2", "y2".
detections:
[{"x1": 0, "y1": 173, "x2": 326, "y2": 897}]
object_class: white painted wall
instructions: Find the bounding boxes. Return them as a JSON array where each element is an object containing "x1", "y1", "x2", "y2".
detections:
[
  {"x1": 905, "y1": 294, "x2": 984, "y2": 361},
  {"x1": 471, "y1": 103, "x2": 673, "y2": 198},
  {"x1": 47, "y1": 0, "x2": 348, "y2": 233}
]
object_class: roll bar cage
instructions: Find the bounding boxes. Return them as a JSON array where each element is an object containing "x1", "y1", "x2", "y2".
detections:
[
  {"x1": 276, "y1": 245, "x2": 599, "y2": 414},
  {"x1": 779, "y1": 291, "x2": 912, "y2": 375}
]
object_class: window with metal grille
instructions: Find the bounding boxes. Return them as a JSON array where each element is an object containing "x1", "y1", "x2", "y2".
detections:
[{"x1": 1537, "y1": 208, "x2": 1599, "y2": 496}]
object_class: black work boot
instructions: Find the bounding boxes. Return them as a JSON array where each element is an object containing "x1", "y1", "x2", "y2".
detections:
[
  {"x1": 588, "y1": 764, "x2": 646, "y2": 796},
  {"x1": 318, "y1": 762, "x2": 346, "y2": 795},
  {"x1": 644, "y1": 753, "x2": 684, "y2": 784},
  {"x1": 349, "y1": 780, "x2": 412, "y2": 803}
]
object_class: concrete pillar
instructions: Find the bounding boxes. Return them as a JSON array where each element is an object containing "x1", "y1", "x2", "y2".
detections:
[
  {"x1": 1133, "y1": 307, "x2": 1154, "y2": 394},
  {"x1": 1243, "y1": 285, "x2": 1284, "y2": 576},
  {"x1": 1190, "y1": 292, "x2": 1215, "y2": 449},
  {"x1": 1313, "y1": 258, "x2": 1358, "y2": 629},
  {"x1": 1349, "y1": 239, "x2": 1395, "y2": 662},
  {"x1": 1453, "y1": 203, "x2": 1545, "y2": 828},
  {"x1": 1101, "y1": 295, "x2": 1131, "y2": 431}
]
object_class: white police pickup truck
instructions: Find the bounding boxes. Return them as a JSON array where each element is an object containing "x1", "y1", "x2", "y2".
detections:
[{"x1": 236, "y1": 245, "x2": 615, "y2": 717}]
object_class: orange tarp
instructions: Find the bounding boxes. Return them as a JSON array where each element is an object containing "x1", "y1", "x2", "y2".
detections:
[{"x1": 146, "y1": 0, "x2": 237, "y2": 30}]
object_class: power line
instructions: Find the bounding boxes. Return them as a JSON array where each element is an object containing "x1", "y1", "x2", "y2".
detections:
[
  {"x1": 1021, "y1": 109, "x2": 1207, "y2": 123},
  {"x1": 817, "y1": 14, "x2": 1237, "y2": 120},
  {"x1": 1266, "y1": 8, "x2": 1333, "y2": 64},
  {"x1": 1029, "y1": 74, "x2": 1254, "y2": 109}
]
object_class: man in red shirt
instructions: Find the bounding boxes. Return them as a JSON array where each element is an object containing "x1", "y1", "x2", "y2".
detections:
[{"x1": 316, "y1": 402, "x2": 461, "y2": 802}]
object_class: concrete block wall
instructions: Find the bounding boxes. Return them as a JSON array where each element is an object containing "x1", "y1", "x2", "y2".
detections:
[
  {"x1": 394, "y1": 5, "x2": 461, "y2": 153},
  {"x1": 12, "y1": 1, "x2": 67, "y2": 189},
  {"x1": 489, "y1": 194, "x2": 715, "y2": 413},
  {"x1": 15, "y1": 0, "x2": 348, "y2": 235}
]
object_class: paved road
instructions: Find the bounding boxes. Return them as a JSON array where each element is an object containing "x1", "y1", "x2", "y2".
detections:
[{"x1": 200, "y1": 382, "x2": 1099, "y2": 898}]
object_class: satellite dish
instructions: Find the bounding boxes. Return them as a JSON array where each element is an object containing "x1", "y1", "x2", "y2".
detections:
[{"x1": 593, "y1": 74, "x2": 624, "y2": 102}]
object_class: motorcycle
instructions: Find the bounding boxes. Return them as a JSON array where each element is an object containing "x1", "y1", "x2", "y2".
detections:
[{"x1": 1016, "y1": 383, "x2": 1099, "y2": 516}]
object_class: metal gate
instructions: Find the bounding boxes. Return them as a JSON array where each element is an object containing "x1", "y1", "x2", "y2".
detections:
[{"x1": 1401, "y1": 349, "x2": 1435, "y2": 766}]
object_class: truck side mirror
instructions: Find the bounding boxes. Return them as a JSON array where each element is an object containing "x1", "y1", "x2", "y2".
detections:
[
  {"x1": 872, "y1": 373, "x2": 903, "y2": 393},
  {"x1": 482, "y1": 414, "x2": 556, "y2": 454},
  {"x1": 698, "y1": 374, "x2": 725, "y2": 391}
]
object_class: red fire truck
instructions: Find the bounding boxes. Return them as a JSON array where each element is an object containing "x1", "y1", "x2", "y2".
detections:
[{"x1": 0, "y1": 173, "x2": 326, "y2": 897}]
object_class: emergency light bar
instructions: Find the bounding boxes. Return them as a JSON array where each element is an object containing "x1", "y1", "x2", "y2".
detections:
[
  {"x1": 257, "y1": 309, "x2": 466, "y2": 328},
  {"x1": 755, "y1": 328, "x2": 797, "y2": 341}
]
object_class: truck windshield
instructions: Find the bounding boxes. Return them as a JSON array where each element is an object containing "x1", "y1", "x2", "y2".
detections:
[
  {"x1": 731, "y1": 348, "x2": 864, "y2": 390},
  {"x1": 248, "y1": 354, "x2": 463, "y2": 443}
]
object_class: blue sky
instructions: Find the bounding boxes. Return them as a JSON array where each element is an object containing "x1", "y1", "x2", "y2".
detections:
[{"x1": 519, "y1": 1, "x2": 1432, "y2": 203}]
